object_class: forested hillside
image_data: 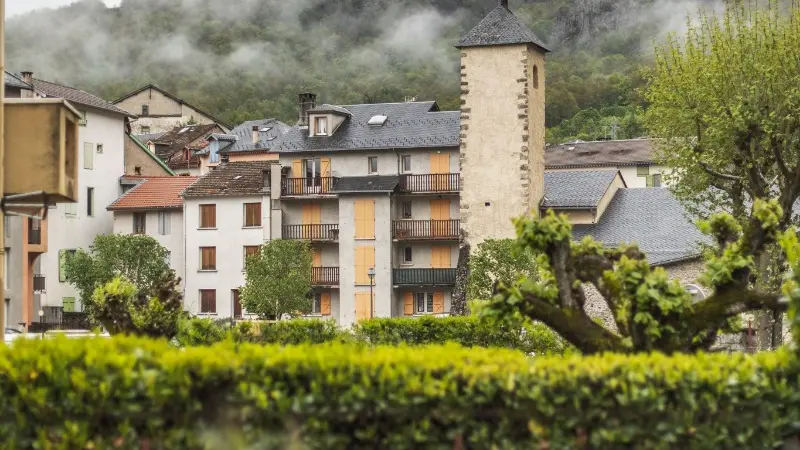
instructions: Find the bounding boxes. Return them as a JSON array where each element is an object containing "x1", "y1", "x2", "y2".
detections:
[{"x1": 7, "y1": 0, "x2": 719, "y2": 143}]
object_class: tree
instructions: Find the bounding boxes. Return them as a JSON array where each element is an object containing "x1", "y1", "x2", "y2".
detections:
[
  {"x1": 64, "y1": 234, "x2": 171, "y2": 317},
  {"x1": 482, "y1": 203, "x2": 789, "y2": 354},
  {"x1": 240, "y1": 240, "x2": 313, "y2": 320},
  {"x1": 466, "y1": 239, "x2": 538, "y2": 301},
  {"x1": 91, "y1": 270, "x2": 185, "y2": 338},
  {"x1": 644, "y1": 1, "x2": 800, "y2": 346}
]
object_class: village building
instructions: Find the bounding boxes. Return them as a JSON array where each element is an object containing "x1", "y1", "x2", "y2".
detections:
[
  {"x1": 149, "y1": 124, "x2": 225, "y2": 175},
  {"x1": 113, "y1": 84, "x2": 230, "y2": 134}
]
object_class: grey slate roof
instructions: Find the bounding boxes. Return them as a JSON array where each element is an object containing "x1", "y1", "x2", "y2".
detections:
[
  {"x1": 133, "y1": 132, "x2": 165, "y2": 143},
  {"x1": 271, "y1": 101, "x2": 460, "y2": 153},
  {"x1": 308, "y1": 104, "x2": 352, "y2": 116},
  {"x1": 182, "y1": 161, "x2": 273, "y2": 198},
  {"x1": 546, "y1": 139, "x2": 655, "y2": 169},
  {"x1": 4, "y1": 71, "x2": 31, "y2": 89},
  {"x1": 456, "y1": 5, "x2": 550, "y2": 51},
  {"x1": 219, "y1": 119, "x2": 291, "y2": 154},
  {"x1": 31, "y1": 78, "x2": 134, "y2": 117},
  {"x1": 571, "y1": 189, "x2": 709, "y2": 265},
  {"x1": 331, "y1": 176, "x2": 400, "y2": 193},
  {"x1": 542, "y1": 170, "x2": 619, "y2": 208}
]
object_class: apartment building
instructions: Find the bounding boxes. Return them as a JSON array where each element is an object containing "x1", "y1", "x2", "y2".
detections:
[{"x1": 181, "y1": 162, "x2": 273, "y2": 318}]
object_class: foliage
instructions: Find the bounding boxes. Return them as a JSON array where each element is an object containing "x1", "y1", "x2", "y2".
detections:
[
  {"x1": 778, "y1": 229, "x2": 800, "y2": 349},
  {"x1": 91, "y1": 272, "x2": 185, "y2": 338},
  {"x1": 63, "y1": 234, "x2": 171, "y2": 316},
  {"x1": 483, "y1": 208, "x2": 788, "y2": 354},
  {"x1": 174, "y1": 317, "x2": 231, "y2": 347},
  {"x1": 240, "y1": 240, "x2": 313, "y2": 320},
  {"x1": 1, "y1": 336, "x2": 797, "y2": 449},
  {"x1": 546, "y1": 105, "x2": 645, "y2": 144},
  {"x1": 466, "y1": 238, "x2": 538, "y2": 301}
]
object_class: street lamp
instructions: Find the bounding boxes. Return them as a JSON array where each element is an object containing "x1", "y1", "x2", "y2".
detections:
[
  {"x1": 37, "y1": 309, "x2": 44, "y2": 340},
  {"x1": 367, "y1": 267, "x2": 375, "y2": 319}
]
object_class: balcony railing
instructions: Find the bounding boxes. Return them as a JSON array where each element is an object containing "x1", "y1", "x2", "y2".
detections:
[
  {"x1": 312, "y1": 267, "x2": 340, "y2": 286},
  {"x1": 399, "y1": 174, "x2": 460, "y2": 193},
  {"x1": 393, "y1": 268, "x2": 456, "y2": 286},
  {"x1": 393, "y1": 219, "x2": 460, "y2": 240},
  {"x1": 33, "y1": 275, "x2": 46, "y2": 293},
  {"x1": 282, "y1": 177, "x2": 338, "y2": 196},
  {"x1": 28, "y1": 219, "x2": 41, "y2": 245},
  {"x1": 282, "y1": 224, "x2": 340, "y2": 241}
]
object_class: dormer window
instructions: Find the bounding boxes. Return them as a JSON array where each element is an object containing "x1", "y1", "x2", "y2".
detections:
[{"x1": 315, "y1": 117, "x2": 328, "y2": 136}]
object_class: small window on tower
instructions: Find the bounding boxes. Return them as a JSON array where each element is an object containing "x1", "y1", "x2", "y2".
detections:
[
  {"x1": 533, "y1": 65, "x2": 539, "y2": 89},
  {"x1": 142, "y1": 104, "x2": 149, "y2": 117}
]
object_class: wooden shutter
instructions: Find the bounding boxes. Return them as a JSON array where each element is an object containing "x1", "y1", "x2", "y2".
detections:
[
  {"x1": 232, "y1": 290, "x2": 242, "y2": 319},
  {"x1": 312, "y1": 249, "x2": 322, "y2": 267},
  {"x1": 403, "y1": 292, "x2": 414, "y2": 316},
  {"x1": 430, "y1": 199, "x2": 450, "y2": 220},
  {"x1": 355, "y1": 292, "x2": 370, "y2": 321},
  {"x1": 355, "y1": 199, "x2": 375, "y2": 239},
  {"x1": 200, "y1": 290, "x2": 216, "y2": 313},
  {"x1": 354, "y1": 246, "x2": 375, "y2": 284},
  {"x1": 302, "y1": 204, "x2": 321, "y2": 224},
  {"x1": 245, "y1": 203, "x2": 261, "y2": 227},
  {"x1": 320, "y1": 158, "x2": 332, "y2": 192},
  {"x1": 84, "y1": 142, "x2": 94, "y2": 169},
  {"x1": 431, "y1": 245, "x2": 451, "y2": 269},
  {"x1": 429, "y1": 152, "x2": 449, "y2": 174},
  {"x1": 200, "y1": 204, "x2": 216, "y2": 228},
  {"x1": 201, "y1": 247, "x2": 216, "y2": 270},
  {"x1": 292, "y1": 159, "x2": 303, "y2": 177},
  {"x1": 321, "y1": 292, "x2": 331, "y2": 316},
  {"x1": 433, "y1": 292, "x2": 444, "y2": 313}
]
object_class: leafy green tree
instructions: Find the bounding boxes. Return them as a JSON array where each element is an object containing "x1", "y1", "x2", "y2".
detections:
[
  {"x1": 240, "y1": 240, "x2": 313, "y2": 320},
  {"x1": 64, "y1": 234, "x2": 171, "y2": 317},
  {"x1": 483, "y1": 201, "x2": 789, "y2": 354},
  {"x1": 466, "y1": 239, "x2": 538, "y2": 300}
]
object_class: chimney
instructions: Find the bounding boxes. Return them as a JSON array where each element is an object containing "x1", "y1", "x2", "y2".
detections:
[
  {"x1": 499, "y1": 0, "x2": 508, "y2": 8},
  {"x1": 20, "y1": 71, "x2": 33, "y2": 85},
  {"x1": 298, "y1": 92, "x2": 317, "y2": 127},
  {"x1": 252, "y1": 125, "x2": 259, "y2": 145}
]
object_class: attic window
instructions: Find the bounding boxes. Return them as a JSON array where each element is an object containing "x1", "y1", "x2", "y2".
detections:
[
  {"x1": 233, "y1": 175, "x2": 243, "y2": 180},
  {"x1": 260, "y1": 127, "x2": 271, "y2": 132},
  {"x1": 315, "y1": 117, "x2": 328, "y2": 136},
  {"x1": 368, "y1": 115, "x2": 388, "y2": 126}
]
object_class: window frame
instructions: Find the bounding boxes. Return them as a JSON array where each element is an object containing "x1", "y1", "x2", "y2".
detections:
[
  {"x1": 200, "y1": 247, "x2": 217, "y2": 271},
  {"x1": 311, "y1": 292, "x2": 322, "y2": 315},
  {"x1": 141, "y1": 126, "x2": 151, "y2": 134},
  {"x1": 96, "y1": 143, "x2": 103, "y2": 154},
  {"x1": 415, "y1": 292, "x2": 434, "y2": 314},
  {"x1": 199, "y1": 204, "x2": 217, "y2": 229},
  {"x1": 401, "y1": 155, "x2": 412, "y2": 173},
  {"x1": 403, "y1": 246, "x2": 413, "y2": 265},
  {"x1": 315, "y1": 117, "x2": 328, "y2": 136},
  {"x1": 401, "y1": 200, "x2": 412, "y2": 219},
  {"x1": 83, "y1": 142, "x2": 94, "y2": 170},
  {"x1": 243, "y1": 245, "x2": 260, "y2": 267},
  {"x1": 199, "y1": 289, "x2": 216, "y2": 314},
  {"x1": 158, "y1": 211, "x2": 171, "y2": 235},
  {"x1": 652, "y1": 173, "x2": 663, "y2": 188},
  {"x1": 133, "y1": 212, "x2": 146, "y2": 234},
  {"x1": 86, "y1": 187, "x2": 94, "y2": 217},
  {"x1": 243, "y1": 202, "x2": 262, "y2": 228},
  {"x1": 368, "y1": 156, "x2": 378, "y2": 174},
  {"x1": 141, "y1": 104, "x2": 149, "y2": 117},
  {"x1": 636, "y1": 165, "x2": 650, "y2": 176}
]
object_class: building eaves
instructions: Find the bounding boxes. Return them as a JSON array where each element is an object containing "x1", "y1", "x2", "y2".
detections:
[
  {"x1": 181, "y1": 161, "x2": 274, "y2": 198},
  {"x1": 331, "y1": 176, "x2": 400, "y2": 193},
  {"x1": 4, "y1": 70, "x2": 30, "y2": 89},
  {"x1": 542, "y1": 170, "x2": 619, "y2": 208},
  {"x1": 107, "y1": 176, "x2": 198, "y2": 211},
  {"x1": 32, "y1": 78, "x2": 135, "y2": 117},
  {"x1": 456, "y1": 4, "x2": 550, "y2": 51},
  {"x1": 308, "y1": 104, "x2": 352, "y2": 116},
  {"x1": 111, "y1": 84, "x2": 231, "y2": 129},
  {"x1": 545, "y1": 139, "x2": 655, "y2": 168}
]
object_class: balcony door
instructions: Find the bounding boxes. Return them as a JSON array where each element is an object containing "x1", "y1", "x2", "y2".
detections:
[
  {"x1": 429, "y1": 153, "x2": 449, "y2": 191},
  {"x1": 302, "y1": 204, "x2": 322, "y2": 239},
  {"x1": 232, "y1": 289, "x2": 242, "y2": 319},
  {"x1": 430, "y1": 199, "x2": 450, "y2": 237},
  {"x1": 431, "y1": 245, "x2": 451, "y2": 269}
]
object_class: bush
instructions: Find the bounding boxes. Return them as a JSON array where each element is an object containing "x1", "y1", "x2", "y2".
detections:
[{"x1": 0, "y1": 336, "x2": 797, "y2": 449}]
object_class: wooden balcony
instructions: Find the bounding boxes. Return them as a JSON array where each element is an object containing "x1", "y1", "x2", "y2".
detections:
[
  {"x1": 393, "y1": 268, "x2": 456, "y2": 286},
  {"x1": 312, "y1": 267, "x2": 340, "y2": 286},
  {"x1": 393, "y1": 219, "x2": 460, "y2": 240},
  {"x1": 399, "y1": 174, "x2": 460, "y2": 194},
  {"x1": 282, "y1": 224, "x2": 339, "y2": 242},
  {"x1": 281, "y1": 177, "x2": 338, "y2": 196}
]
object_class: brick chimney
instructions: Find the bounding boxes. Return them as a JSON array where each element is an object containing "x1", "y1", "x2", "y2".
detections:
[
  {"x1": 298, "y1": 93, "x2": 316, "y2": 127},
  {"x1": 20, "y1": 71, "x2": 33, "y2": 85},
  {"x1": 252, "y1": 125, "x2": 259, "y2": 145}
]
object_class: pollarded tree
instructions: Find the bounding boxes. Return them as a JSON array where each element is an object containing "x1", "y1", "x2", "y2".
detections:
[
  {"x1": 483, "y1": 201, "x2": 789, "y2": 354},
  {"x1": 466, "y1": 239, "x2": 538, "y2": 301},
  {"x1": 240, "y1": 240, "x2": 313, "y2": 320}
]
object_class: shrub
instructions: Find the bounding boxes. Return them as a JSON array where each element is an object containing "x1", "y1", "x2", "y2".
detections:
[{"x1": 0, "y1": 337, "x2": 797, "y2": 449}]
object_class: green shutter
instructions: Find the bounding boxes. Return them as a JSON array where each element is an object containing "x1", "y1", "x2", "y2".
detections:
[
  {"x1": 63, "y1": 297, "x2": 75, "y2": 312},
  {"x1": 637, "y1": 165, "x2": 649, "y2": 176},
  {"x1": 646, "y1": 175, "x2": 654, "y2": 188},
  {"x1": 83, "y1": 142, "x2": 94, "y2": 170}
]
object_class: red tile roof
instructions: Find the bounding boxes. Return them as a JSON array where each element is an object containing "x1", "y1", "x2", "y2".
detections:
[{"x1": 107, "y1": 176, "x2": 198, "y2": 211}]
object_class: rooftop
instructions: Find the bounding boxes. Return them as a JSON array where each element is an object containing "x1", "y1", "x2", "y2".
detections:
[
  {"x1": 4, "y1": 71, "x2": 31, "y2": 90},
  {"x1": 182, "y1": 161, "x2": 274, "y2": 198},
  {"x1": 107, "y1": 176, "x2": 198, "y2": 211},
  {"x1": 153, "y1": 124, "x2": 222, "y2": 160},
  {"x1": 112, "y1": 84, "x2": 231, "y2": 129},
  {"x1": 542, "y1": 170, "x2": 620, "y2": 208},
  {"x1": 272, "y1": 101, "x2": 459, "y2": 153},
  {"x1": 331, "y1": 176, "x2": 400, "y2": 193},
  {"x1": 31, "y1": 78, "x2": 133, "y2": 117},
  {"x1": 456, "y1": 3, "x2": 550, "y2": 51},
  {"x1": 218, "y1": 118, "x2": 291, "y2": 154},
  {"x1": 546, "y1": 139, "x2": 655, "y2": 169}
]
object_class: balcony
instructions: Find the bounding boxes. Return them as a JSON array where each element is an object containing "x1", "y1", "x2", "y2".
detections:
[
  {"x1": 399, "y1": 174, "x2": 460, "y2": 194},
  {"x1": 312, "y1": 267, "x2": 340, "y2": 286},
  {"x1": 393, "y1": 219, "x2": 460, "y2": 241},
  {"x1": 393, "y1": 268, "x2": 456, "y2": 286},
  {"x1": 282, "y1": 177, "x2": 338, "y2": 197},
  {"x1": 282, "y1": 224, "x2": 340, "y2": 242},
  {"x1": 28, "y1": 219, "x2": 41, "y2": 245},
  {"x1": 33, "y1": 275, "x2": 46, "y2": 293}
]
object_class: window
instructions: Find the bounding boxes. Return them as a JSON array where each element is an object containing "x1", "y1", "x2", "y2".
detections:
[
  {"x1": 199, "y1": 204, "x2": 216, "y2": 228},
  {"x1": 403, "y1": 246, "x2": 413, "y2": 264},
  {"x1": 401, "y1": 155, "x2": 412, "y2": 173},
  {"x1": 133, "y1": 212, "x2": 146, "y2": 234},
  {"x1": 401, "y1": 201, "x2": 412, "y2": 219},
  {"x1": 243, "y1": 245, "x2": 260, "y2": 266},
  {"x1": 4, "y1": 215, "x2": 9, "y2": 237},
  {"x1": 135, "y1": 166, "x2": 142, "y2": 175},
  {"x1": 243, "y1": 203, "x2": 261, "y2": 227},
  {"x1": 141, "y1": 126, "x2": 151, "y2": 134},
  {"x1": 58, "y1": 249, "x2": 76, "y2": 282},
  {"x1": 311, "y1": 293, "x2": 322, "y2": 315},
  {"x1": 533, "y1": 65, "x2": 539, "y2": 89},
  {"x1": 86, "y1": 187, "x2": 94, "y2": 217},
  {"x1": 158, "y1": 211, "x2": 171, "y2": 235},
  {"x1": 651, "y1": 174, "x2": 662, "y2": 188},
  {"x1": 200, "y1": 247, "x2": 216, "y2": 271},
  {"x1": 96, "y1": 143, "x2": 103, "y2": 154},
  {"x1": 142, "y1": 104, "x2": 149, "y2": 117},
  {"x1": 200, "y1": 290, "x2": 216, "y2": 314},
  {"x1": 315, "y1": 117, "x2": 327, "y2": 135},
  {"x1": 65, "y1": 202, "x2": 77, "y2": 217},
  {"x1": 232, "y1": 289, "x2": 242, "y2": 319},
  {"x1": 83, "y1": 142, "x2": 94, "y2": 169},
  {"x1": 636, "y1": 165, "x2": 649, "y2": 176},
  {"x1": 63, "y1": 297, "x2": 76, "y2": 313},
  {"x1": 416, "y1": 292, "x2": 434, "y2": 313},
  {"x1": 303, "y1": 158, "x2": 321, "y2": 178},
  {"x1": 368, "y1": 156, "x2": 378, "y2": 174}
]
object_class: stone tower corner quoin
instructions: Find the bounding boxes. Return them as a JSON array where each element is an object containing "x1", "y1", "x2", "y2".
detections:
[{"x1": 456, "y1": 0, "x2": 551, "y2": 248}]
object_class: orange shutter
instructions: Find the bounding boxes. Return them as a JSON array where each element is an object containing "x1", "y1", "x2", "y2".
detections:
[
  {"x1": 354, "y1": 246, "x2": 375, "y2": 284},
  {"x1": 403, "y1": 292, "x2": 414, "y2": 316},
  {"x1": 431, "y1": 246, "x2": 450, "y2": 269},
  {"x1": 355, "y1": 292, "x2": 371, "y2": 321},
  {"x1": 292, "y1": 159, "x2": 303, "y2": 178},
  {"x1": 354, "y1": 199, "x2": 375, "y2": 239},
  {"x1": 354, "y1": 201, "x2": 363, "y2": 238},
  {"x1": 321, "y1": 292, "x2": 331, "y2": 315},
  {"x1": 429, "y1": 153, "x2": 449, "y2": 174},
  {"x1": 433, "y1": 292, "x2": 444, "y2": 313},
  {"x1": 430, "y1": 199, "x2": 450, "y2": 220},
  {"x1": 312, "y1": 249, "x2": 322, "y2": 267},
  {"x1": 321, "y1": 158, "x2": 331, "y2": 192}
]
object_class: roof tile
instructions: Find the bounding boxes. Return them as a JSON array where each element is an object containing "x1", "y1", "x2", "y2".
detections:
[
  {"x1": 456, "y1": 5, "x2": 550, "y2": 51},
  {"x1": 107, "y1": 176, "x2": 198, "y2": 211},
  {"x1": 182, "y1": 161, "x2": 274, "y2": 198},
  {"x1": 542, "y1": 170, "x2": 619, "y2": 208},
  {"x1": 546, "y1": 139, "x2": 655, "y2": 168},
  {"x1": 32, "y1": 78, "x2": 133, "y2": 117}
]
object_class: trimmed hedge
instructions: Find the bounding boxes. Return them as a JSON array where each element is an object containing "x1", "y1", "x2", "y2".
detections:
[
  {"x1": 0, "y1": 337, "x2": 798, "y2": 449},
  {"x1": 175, "y1": 316, "x2": 569, "y2": 354}
]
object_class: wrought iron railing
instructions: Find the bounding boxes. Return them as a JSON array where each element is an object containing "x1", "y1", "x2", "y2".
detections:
[
  {"x1": 393, "y1": 268, "x2": 456, "y2": 286},
  {"x1": 281, "y1": 177, "x2": 338, "y2": 196},
  {"x1": 282, "y1": 224, "x2": 340, "y2": 241},
  {"x1": 312, "y1": 267, "x2": 340, "y2": 286},
  {"x1": 392, "y1": 219, "x2": 460, "y2": 240},
  {"x1": 399, "y1": 174, "x2": 460, "y2": 193}
]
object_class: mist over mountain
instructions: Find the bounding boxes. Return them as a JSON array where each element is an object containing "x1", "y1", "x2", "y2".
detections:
[{"x1": 6, "y1": 0, "x2": 720, "y2": 140}]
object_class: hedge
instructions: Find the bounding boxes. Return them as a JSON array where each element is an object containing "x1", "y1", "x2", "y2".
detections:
[
  {"x1": 175, "y1": 316, "x2": 569, "y2": 354},
  {"x1": 1, "y1": 337, "x2": 798, "y2": 449}
]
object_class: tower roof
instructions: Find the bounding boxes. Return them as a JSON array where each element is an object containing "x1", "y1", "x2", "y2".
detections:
[{"x1": 456, "y1": 3, "x2": 550, "y2": 52}]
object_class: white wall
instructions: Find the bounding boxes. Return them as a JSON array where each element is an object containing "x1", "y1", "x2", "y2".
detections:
[
  {"x1": 112, "y1": 209, "x2": 185, "y2": 286},
  {"x1": 278, "y1": 147, "x2": 459, "y2": 178},
  {"x1": 38, "y1": 107, "x2": 126, "y2": 310},
  {"x1": 184, "y1": 195, "x2": 270, "y2": 317},
  {"x1": 618, "y1": 165, "x2": 671, "y2": 188}
]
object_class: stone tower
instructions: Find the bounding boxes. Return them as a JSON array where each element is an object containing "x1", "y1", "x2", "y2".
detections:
[{"x1": 457, "y1": 0, "x2": 550, "y2": 247}]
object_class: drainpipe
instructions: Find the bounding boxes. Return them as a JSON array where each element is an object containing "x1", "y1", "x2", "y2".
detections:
[{"x1": 0, "y1": 0, "x2": 7, "y2": 331}]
